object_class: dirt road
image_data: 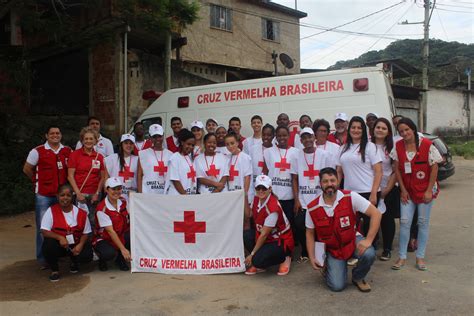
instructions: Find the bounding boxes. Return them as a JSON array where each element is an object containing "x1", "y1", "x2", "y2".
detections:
[{"x1": 1, "y1": 157, "x2": 473, "y2": 315}]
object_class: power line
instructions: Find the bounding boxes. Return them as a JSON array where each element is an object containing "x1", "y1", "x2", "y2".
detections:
[
  {"x1": 435, "y1": 7, "x2": 450, "y2": 40},
  {"x1": 434, "y1": 6, "x2": 474, "y2": 13},
  {"x1": 300, "y1": 1, "x2": 405, "y2": 40},
  {"x1": 436, "y1": 2, "x2": 473, "y2": 9}
]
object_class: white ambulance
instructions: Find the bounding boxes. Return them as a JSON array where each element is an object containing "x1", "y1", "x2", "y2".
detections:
[{"x1": 137, "y1": 65, "x2": 396, "y2": 136}]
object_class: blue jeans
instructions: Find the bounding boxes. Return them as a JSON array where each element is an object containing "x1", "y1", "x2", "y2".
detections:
[
  {"x1": 325, "y1": 235, "x2": 376, "y2": 292},
  {"x1": 399, "y1": 199, "x2": 434, "y2": 259},
  {"x1": 35, "y1": 194, "x2": 57, "y2": 263}
]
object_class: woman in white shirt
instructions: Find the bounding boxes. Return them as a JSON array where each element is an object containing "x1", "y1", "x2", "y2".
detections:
[
  {"x1": 372, "y1": 118, "x2": 399, "y2": 261},
  {"x1": 313, "y1": 119, "x2": 340, "y2": 169},
  {"x1": 215, "y1": 125, "x2": 231, "y2": 156},
  {"x1": 249, "y1": 124, "x2": 274, "y2": 202},
  {"x1": 190, "y1": 120, "x2": 204, "y2": 159},
  {"x1": 336, "y1": 116, "x2": 382, "y2": 239},
  {"x1": 195, "y1": 133, "x2": 229, "y2": 194}
]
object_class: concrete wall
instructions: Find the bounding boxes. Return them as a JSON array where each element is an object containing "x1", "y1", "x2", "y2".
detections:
[
  {"x1": 180, "y1": 0, "x2": 301, "y2": 74},
  {"x1": 427, "y1": 88, "x2": 473, "y2": 136}
]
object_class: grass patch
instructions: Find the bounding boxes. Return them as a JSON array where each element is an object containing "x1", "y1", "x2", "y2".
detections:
[{"x1": 448, "y1": 141, "x2": 474, "y2": 160}]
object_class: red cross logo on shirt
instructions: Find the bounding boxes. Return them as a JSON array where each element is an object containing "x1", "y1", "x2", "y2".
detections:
[
  {"x1": 153, "y1": 161, "x2": 168, "y2": 176},
  {"x1": 275, "y1": 158, "x2": 291, "y2": 172},
  {"x1": 187, "y1": 166, "x2": 196, "y2": 182},
  {"x1": 340, "y1": 216, "x2": 350, "y2": 228},
  {"x1": 119, "y1": 166, "x2": 135, "y2": 181},
  {"x1": 303, "y1": 165, "x2": 319, "y2": 180},
  {"x1": 229, "y1": 164, "x2": 239, "y2": 181},
  {"x1": 206, "y1": 164, "x2": 220, "y2": 177},
  {"x1": 174, "y1": 211, "x2": 206, "y2": 243}
]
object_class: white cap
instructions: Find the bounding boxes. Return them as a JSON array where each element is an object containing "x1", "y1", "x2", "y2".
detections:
[
  {"x1": 206, "y1": 118, "x2": 218, "y2": 125},
  {"x1": 300, "y1": 127, "x2": 314, "y2": 136},
  {"x1": 149, "y1": 124, "x2": 164, "y2": 136},
  {"x1": 366, "y1": 112, "x2": 378, "y2": 119},
  {"x1": 335, "y1": 112, "x2": 348, "y2": 121},
  {"x1": 255, "y1": 174, "x2": 272, "y2": 189},
  {"x1": 190, "y1": 120, "x2": 204, "y2": 129},
  {"x1": 120, "y1": 133, "x2": 135, "y2": 144},
  {"x1": 106, "y1": 177, "x2": 123, "y2": 188}
]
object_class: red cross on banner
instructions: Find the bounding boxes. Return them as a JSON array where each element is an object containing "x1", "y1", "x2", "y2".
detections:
[
  {"x1": 206, "y1": 164, "x2": 220, "y2": 177},
  {"x1": 154, "y1": 161, "x2": 168, "y2": 176},
  {"x1": 275, "y1": 158, "x2": 291, "y2": 172},
  {"x1": 229, "y1": 165, "x2": 239, "y2": 181},
  {"x1": 303, "y1": 164, "x2": 319, "y2": 180},
  {"x1": 174, "y1": 211, "x2": 206, "y2": 243},
  {"x1": 119, "y1": 166, "x2": 135, "y2": 181}
]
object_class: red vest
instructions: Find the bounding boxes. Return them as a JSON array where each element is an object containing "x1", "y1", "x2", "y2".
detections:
[
  {"x1": 166, "y1": 136, "x2": 179, "y2": 153},
  {"x1": 252, "y1": 195, "x2": 294, "y2": 252},
  {"x1": 396, "y1": 138, "x2": 438, "y2": 203},
  {"x1": 34, "y1": 145, "x2": 72, "y2": 196},
  {"x1": 50, "y1": 204, "x2": 88, "y2": 244},
  {"x1": 307, "y1": 190, "x2": 356, "y2": 260},
  {"x1": 93, "y1": 198, "x2": 130, "y2": 249},
  {"x1": 327, "y1": 132, "x2": 346, "y2": 146},
  {"x1": 133, "y1": 139, "x2": 152, "y2": 155}
]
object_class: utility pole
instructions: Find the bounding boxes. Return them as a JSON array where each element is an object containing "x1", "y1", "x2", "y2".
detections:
[
  {"x1": 421, "y1": 0, "x2": 431, "y2": 132},
  {"x1": 272, "y1": 50, "x2": 278, "y2": 76},
  {"x1": 467, "y1": 67, "x2": 472, "y2": 138},
  {"x1": 164, "y1": 32, "x2": 172, "y2": 91}
]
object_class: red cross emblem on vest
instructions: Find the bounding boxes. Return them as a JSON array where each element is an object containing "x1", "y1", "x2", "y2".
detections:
[
  {"x1": 275, "y1": 158, "x2": 291, "y2": 172},
  {"x1": 173, "y1": 211, "x2": 206, "y2": 243},
  {"x1": 187, "y1": 166, "x2": 196, "y2": 182},
  {"x1": 229, "y1": 165, "x2": 239, "y2": 181},
  {"x1": 119, "y1": 166, "x2": 135, "y2": 181},
  {"x1": 154, "y1": 161, "x2": 168, "y2": 176},
  {"x1": 303, "y1": 164, "x2": 319, "y2": 180},
  {"x1": 206, "y1": 164, "x2": 220, "y2": 177},
  {"x1": 340, "y1": 216, "x2": 350, "y2": 228}
]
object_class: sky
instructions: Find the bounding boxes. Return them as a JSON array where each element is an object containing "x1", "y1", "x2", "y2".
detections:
[{"x1": 273, "y1": 0, "x2": 473, "y2": 69}]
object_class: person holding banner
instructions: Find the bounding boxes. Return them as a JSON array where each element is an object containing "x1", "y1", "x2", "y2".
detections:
[
  {"x1": 94, "y1": 177, "x2": 131, "y2": 272},
  {"x1": 166, "y1": 129, "x2": 198, "y2": 195},
  {"x1": 105, "y1": 134, "x2": 138, "y2": 203},
  {"x1": 137, "y1": 124, "x2": 172, "y2": 194},
  {"x1": 195, "y1": 133, "x2": 229, "y2": 194},
  {"x1": 306, "y1": 168, "x2": 381, "y2": 292},
  {"x1": 245, "y1": 175, "x2": 294, "y2": 276}
]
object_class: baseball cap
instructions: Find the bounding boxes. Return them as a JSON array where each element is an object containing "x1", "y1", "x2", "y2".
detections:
[
  {"x1": 106, "y1": 177, "x2": 123, "y2": 189},
  {"x1": 300, "y1": 127, "x2": 314, "y2": 136},
  {"x1": 120, "y1": 133, "x2": 136, "y2": 144},
  {"x1": 255, "y1": 175, "x2": 272, "y2": 189},
  {"x1": 366, "y1": 112, "x2": 378, "y2": 119},
  {"x1": 149, "y1": 124, "x2": 164, "y2": 136},
  {"x1": 206, "y1": 118, "x2": 218, "y2": 125},
  {"x1": 190, "y1": 120, "x2": 204, "y2": 129},
  {"x1": 335, "y1": 112, "x2": 348, "y2": 122}
]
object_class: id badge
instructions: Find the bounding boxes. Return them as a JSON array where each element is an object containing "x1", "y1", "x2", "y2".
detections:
[
  {"x1": 66, "y1": 234, "x2": 75, "y2": 245},
  {"x1": 404, "y1": 162, "x2": 412, "y2": 174},
  {"x1": 92, "y1": 160, "x2": 101, "y2": 169},
  {"x1": 57, "y1": 161, "x2": 63, "y2": 169}
]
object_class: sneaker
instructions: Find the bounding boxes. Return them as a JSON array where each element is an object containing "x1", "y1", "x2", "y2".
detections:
[
  {"x1": 347, "y1": 258, "x2": 358, "y2": 266},
  {"x1": 116, "y1": 256, "x2": 130, "y2": 271},
  {"x1": 296, "y1": 256, "x2": 309, "y2": 264},
  {"x1": 98, "y1": 260, "x2": 108, "y2": 271},
  {"x1": 70, "y1": 262, "x2": 79, "y2": 273},
  {"x1": 352, "y1": 279, "x2": 371, "y2": 292},
  {"x1": 244, "y1": 266, "x2": 266, "y2": 275},
  {"x1": 277, "y1": 256, "x2": 291, "y2": 276},
  {"x1": 49, "y1": 272, "x2": 60, "y2": 282},
  {"x1": 380, "y1": 250, "x2": 391, "y2": 261}
]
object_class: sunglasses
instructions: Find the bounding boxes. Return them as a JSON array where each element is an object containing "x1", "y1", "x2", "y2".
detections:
[{"x1": 255, "y1": 186, "x2": 269, "y2": 191}]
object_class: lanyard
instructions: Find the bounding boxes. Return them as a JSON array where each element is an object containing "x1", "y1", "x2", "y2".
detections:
[
  {"x1": 230, "y1": 152, "x2": 240, "y2": 167},
  {"x1": 153, "y1": 150, "x2": 164, "y2": 164},
  {"x1": 60, "y1": 207, "x2": 75, "y2": 232},
  {"x1": 303, "y1": 148, "x2": 317, "y2": 169},
  {"x1": 184, "y1": 155, "x2": 193, "y2": 170},
  {"x1": 278, "y1": 147, "x2": 288, "y2": 161},
  {"x1": 205, "y1": 154, "x2": 216, "y2": 171}
]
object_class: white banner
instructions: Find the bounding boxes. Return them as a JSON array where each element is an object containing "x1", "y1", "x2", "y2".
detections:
[{"x1": 130, "y1": 190, "x2": 245, "y2": 274}]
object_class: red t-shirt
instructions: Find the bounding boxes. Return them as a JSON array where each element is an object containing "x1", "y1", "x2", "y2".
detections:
[
  {"x1": 238, "y1": 136, "x2": 246, "y2": 151},
  {"x1": 68, "y1": 148, "x2": 104, "y2": 194}
]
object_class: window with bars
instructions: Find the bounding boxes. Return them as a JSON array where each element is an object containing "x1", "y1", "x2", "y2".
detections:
[
  {"x1": 262, "y1": 18, "x2": 280, "y2": 42},
  {"x1": 210, "y1": 4, "x2": 232, "y2": 31}
]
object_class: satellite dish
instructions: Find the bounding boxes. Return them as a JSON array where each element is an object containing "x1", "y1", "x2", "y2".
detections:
[{"x1": 279, "y1": 53, "x2": 294, "y2": 69}]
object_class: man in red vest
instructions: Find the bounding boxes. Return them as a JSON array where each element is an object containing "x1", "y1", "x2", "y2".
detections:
[
  {"x1": 23, "y1": 126, "x2": 72, "y2": 267},
  {"x1": 328, "y1": 112, "x2": 348, "y2": 145},
  {"x1": 165, "y1": 116, "x2": 182, "y2": 153},
  {"x1": 306, "y1": 167, "x2": 381, "y2": 292}
]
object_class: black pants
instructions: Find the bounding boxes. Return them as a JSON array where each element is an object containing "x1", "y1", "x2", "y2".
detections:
[
  {"x1": 358, "y1": 192, "x2": 381, "y2": 248},
  {"x1": 294, "y1": 209, "x2": 308, "y2": 257},
  {"x1": 411, "y1": 208, "x2": 419, "y2": 239},
  {"x1": 243, "y1": 228, "x2": 255, "y2": 253},
  {"x1": 42, "y1": 237, "x2": 93, "y2": 272},
  {"x1": 94, "y1": 232, "x2": 130, "y2": 261},
  {"x1": 279, "y1": 199, "x2": 295, "y2": 241},
  {"x1": 243, "y1": 230, "x2": 289, "y2": 269},
  {"x1": 380, "y1": 187, "x2": 400, "y2": 251}
]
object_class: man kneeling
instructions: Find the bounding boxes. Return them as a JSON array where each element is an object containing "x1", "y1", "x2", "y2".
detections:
[{"x1": 306, "y1": 168, "x2": 381, "y2": 292}]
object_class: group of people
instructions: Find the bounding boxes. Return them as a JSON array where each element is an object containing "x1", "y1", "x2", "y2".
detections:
[{"x1": 23, "y1": 111, "x2": 442, "y2": 293}]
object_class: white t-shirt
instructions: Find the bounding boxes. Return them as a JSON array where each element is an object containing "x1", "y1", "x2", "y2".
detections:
[
  {"x1": 135, "y1": 140, "x2": 147, "y2": 151},
  {"x1": 375, "y1": 144, "x2": 393, "y2": 190},
  {"x1": 264, "y1": 146, "x2": 298, "y2": 200},
  {"x1": 104, "y1": 154, "x2": 139, "y2": 202},
  {"x1": 389, "y1": 141, "x2": 442, "y2": 166},
  {"x1": 195, "y1": 153, "x2": 229, "y2": 194},
  {"x1": 97, "y1": 198, "x2": 123, "y2": 228},
  {"x1": 166, "y1": 153, "x2": 197, "y2": 195},
  {"x1": 316, "y1": 141, "x2": 340, "y2": 169},
  {"x1": 305, "y1": 191, "x2": 371, "y2": 228},
  {"x1": 248, "y1": 144, "x2": 273, "y2": 202},
  {"x1": 76, "y1": 134, "x2": 114, "y2": 157},
  {"x1": 227, "y1": 152, "x2": 253, "y2": 192},
  {"x1": 41, "y1": 205, "x2": 92, "y2": 234},
  {"x1": 216, "y1": 146, "x2": 231, "y2": 156},
  {"x1": 336, "y1": 142, "x2": 382, "y2": 193},
  {"x1": 291, "y1": 148, "x2": 331, "y2": 209},
  {"x1": 138, "y1": 148, "x2": 173, "y2": 194},
  {"x1": 26, "y1": 142, "x2": 65, "y2": 165},
  {"x1": 243, "y1": 137, "x2": 263, "y2": 155},
  {"x1": 192, "y1": 145, "x2": 202, "y2": 160}
]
